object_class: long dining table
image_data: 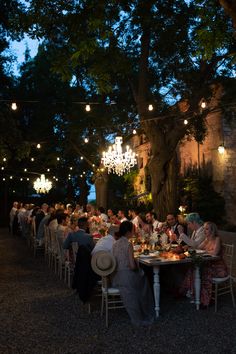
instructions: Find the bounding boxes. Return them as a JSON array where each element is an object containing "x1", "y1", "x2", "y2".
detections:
[{"x1": 137, "y1": 252, "x2": 219, "y2": 318}]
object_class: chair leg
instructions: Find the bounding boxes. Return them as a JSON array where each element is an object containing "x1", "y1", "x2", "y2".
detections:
[
  {"x1": 105, "y1": 293, "x2": 108, "y2": 328},
  {"x1": 214, "y1": 284, "x2": 218, "y2": 312},
  {"x1": 230, "y1": 280, "x2": 235, "y2": 307},
  {"x1": 101, "y1": 293, "x2": 104, "y2": 317}
]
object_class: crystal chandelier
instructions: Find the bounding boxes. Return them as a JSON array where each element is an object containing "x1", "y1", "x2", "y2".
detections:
[
  {"x1": 33, "y1": 174, "x2": 52, "y2": 194},
  {"x1": 101, "y1": 136, "x2": 137, "y2": 176}
]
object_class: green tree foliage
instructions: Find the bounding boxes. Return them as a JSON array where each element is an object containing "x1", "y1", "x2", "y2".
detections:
[
  {"x1": 179, "y1": 174, "x2": 225, "y2": 225},
  {"x1": 2, "y1": 0, "x2": 236, "y2": 215}
]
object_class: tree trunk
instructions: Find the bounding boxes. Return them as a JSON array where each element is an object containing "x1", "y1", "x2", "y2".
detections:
[
  {"x1": 219, "y1": 0, "x2": 236, "y2": 33},
  {"x1": 77, "y1": 178, "x2": 89, "y2": 206},
  {"x1": 150, "y1": 153, "x2": 178, "y2": 220},
  {"x1": 94, "y1": 170, "x2": 108, "y2": 209},
  {"x1": 144, "y1": 122, "x2": 182, "y2": 220}
]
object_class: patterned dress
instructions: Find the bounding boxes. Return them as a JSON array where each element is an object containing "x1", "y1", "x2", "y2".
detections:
[
  {"x1": 112, "y1": 236, "x2": 155, "y2": 326},
  {"x1": 181, "y1": 240, "x2": 228, "y2": 306}
]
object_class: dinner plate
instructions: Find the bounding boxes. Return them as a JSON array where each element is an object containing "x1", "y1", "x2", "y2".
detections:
[
  {"x1": 196, "y1": 250, "x2": 206, "y2": 254},
  {"x1": 139, "y1": 254, "x2": 156, "y2": 259}
]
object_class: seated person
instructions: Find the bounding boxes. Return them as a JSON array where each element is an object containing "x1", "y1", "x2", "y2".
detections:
[
  {"x1": 166, "y1": 212, "x2": 187, "y2": 242},
  {"x1": 181, "y1": 221, "x2": 228, "y2": 307},
  {"x1": 178, "y1": 212, "x2": 205, "y2": 249},
  {"x1": 91, "y1": 225, "x2": 118, "y2": 255},
  {"x1": 63, "y1": 217, "x2": 95, "y2": 252},
  {"x1": 112, "y1": 221, "x2": 155, "y2": 326}
]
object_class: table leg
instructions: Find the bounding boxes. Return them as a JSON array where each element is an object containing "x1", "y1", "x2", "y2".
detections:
[
  {"x1": 153, "y1": 265, "x2": 160, "y2": 318},
  {"x1": 194, "y1": 266, "x2": 201, "y2": 310}
]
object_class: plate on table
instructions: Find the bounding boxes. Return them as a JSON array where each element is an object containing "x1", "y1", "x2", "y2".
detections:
[
  {"x1": 139, "y1": 253, "x2": 157, "y2": 259},
  {"x1": 196, "y1": 250, "x2": 206, "y2": 254}
]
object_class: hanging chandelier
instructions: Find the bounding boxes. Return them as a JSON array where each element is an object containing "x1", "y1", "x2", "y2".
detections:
[
  {"x1": 33, "y1": 174, "x2": 52, "y2": 194},
  {"x1": 101, "y1": 136, "x2": 137, "y2": 176}
]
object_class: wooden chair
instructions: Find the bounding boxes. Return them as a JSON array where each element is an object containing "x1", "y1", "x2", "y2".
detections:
[
  {"x1": 91, "y1": 251, "x2": 124, "y2": 327},
  {"x1": 212, "y1": 243, "x2": 235, "y2": 312}
]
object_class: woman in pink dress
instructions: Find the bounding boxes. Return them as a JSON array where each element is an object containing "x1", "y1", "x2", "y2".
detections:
[{"x1": 182, "y1": 221, "x2": 228, "y2": 307}]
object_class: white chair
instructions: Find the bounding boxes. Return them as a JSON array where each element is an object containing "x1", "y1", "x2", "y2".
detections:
[
  {"x1": 63, "y1": 242, "x2": 78, "y2": 288},
  {"x1": 212, "y1": 243, "x2": 235, "y2": 312},
  {"x1": 31, "y1": 217, "x2": 44, "y2": 257},
  {"x1": 91, "y1": 251, "x2": 124, "y2": 327}
]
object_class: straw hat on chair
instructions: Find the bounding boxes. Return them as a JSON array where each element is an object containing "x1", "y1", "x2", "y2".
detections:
[{"x1": 91, "y1": 251, "x2": 116, "y2": 277}]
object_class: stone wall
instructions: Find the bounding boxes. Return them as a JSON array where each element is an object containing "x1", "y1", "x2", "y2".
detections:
[
  {"x1": 179, "y1": 111, "x2": 236, "y2": 226},
  {"x1": 131, "y1": 111, "x2": 236, "y2": 226}
]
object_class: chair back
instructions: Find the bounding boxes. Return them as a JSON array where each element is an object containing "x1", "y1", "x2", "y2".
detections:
[
  {"x1": 31, "y1": 216, "x2": 36, "y2": 237},
  {"x1": 71, "y1": 242, "x2": 78, "y2": 263},
  {"x1": 222, "y1": 243, "x2": 234, "y2": 275}
]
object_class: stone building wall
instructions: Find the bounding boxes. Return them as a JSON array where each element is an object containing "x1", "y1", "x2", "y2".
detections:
[
  {"x1": 179, "y1": 110, "x2": 236, "y2": 225},
  {"x1": 132, "y1": 110, "x2": 236, "y2": 226}
]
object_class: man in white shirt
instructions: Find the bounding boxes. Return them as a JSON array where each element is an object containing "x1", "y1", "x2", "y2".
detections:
[
  {"x1": 117, "y1": 210, "x2": 128, "y2": 223},
  {"x1": 97, "y1": 207, "x2": 108, "y2": 223},
  {"x1": 145, "y1": 212, "x2": 161, "y2": 233},
  {"x1": 91, "y1": 225, "x2": 117, "y2": 255},
  {"x1": 128, "y1": 209, "x2": 140, "y2": 229}
]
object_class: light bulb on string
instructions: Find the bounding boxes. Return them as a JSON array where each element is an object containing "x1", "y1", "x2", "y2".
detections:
[
  {"x1": 11, "y1": 102, "x2": 17, "y2": 110},
  {"x1": 84, "y1": 137, "x2": 89, "y2": 143},
  {"x1": 24, "y1": 168, "x2": 27, "y2": 172},
  {"x1": 200, "y1": 100, "x2": 207, "y2": 109},
  {"x1": 20, "y1": 178, "x2": 23, "y2": 181},
  {"x1": 1, "y1": 167, "x2": 4, "y2": 170},
  {"x1": 184, "y1": 119, "x2": 188, "y2": 125},
  {"x1": 31, "y1": 157, "x2": 34, "y2": 162},
  {"x1": 10, "y1": 176, "x2": 13, "y2": 179},
  {"x1": 57, "y1": 157, "x2": 60, "y2": 161},
  {"x1": 80, "y1": 156, "x2": 83, "y2": 160},
  {"x1": 218, "y1": 144, "x2": 225, "y2": 154},
  {"x1": 3, "y1": 157, "x2": 6, "y2": 162},
  {"x1": 148, "y1": 104, "x2": 154, "y2": 111},
  {"x1": 3, "y1": 178, "x2": 5, "y2": 181},
  {"x1": 47, "y1": 168, "x2": 50, "y2": 172},
  {"x1": 85, "y1": 104, "x2": 91, "y2": 112},
  {"x1": 132, "y1": 129, "x2": 137, "y2": 135},
  {"x1": 36, "y1": 143, "x2": 41, "y2": 149}
]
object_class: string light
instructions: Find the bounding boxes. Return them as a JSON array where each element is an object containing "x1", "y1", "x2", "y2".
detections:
[
  {"x1": 11, "y1": 102, "x2": 17, "y2": 110},
  {"x1": 1, "y1": 167, "x2": 4, "y2": 170},
  {"x1": 31, "y1": 157, "x2": 34, "y2": 161},
  {"x1": 133, "y1": 129, "x2": 137, "y2": 134},
  {"x1": 36, "y1": 143, "x2": 41, "y2": 149},
  {"x1": 184, "y1": 119, "x2": 188, "y2": 125},
  {"x1": 70, "y1": 167, "x2": 73, "y2": 170},
  {"x1": 200, "y1": 99, "x2": 207, "y2": 109},
  {"x1": 3, "y1": 157, "x2": 6, "y2": 162},
  {"x1": 148, "y1": 104, "x2": 154, "y2": 111},
  {"x1": 47, "y1": 168, "x2": 50, "y2": 172},
  {"x1": 24, "y1": 168, "x2": 27, "y2": 172},
  {"x1": 57, "y1": 157, "x2": 60, "y2": 161},
  {"x1": 218, "y1": 144, "x2": 225, "y2": 154},
  {"x1": 80, "y1": 156, "x2": 83, "y2": 160},
  {"x1": 85, "y1": 104, "x2": 91, "y2": 112},
  {"x1": 84, "y1": 137, "x2": 89, "y2": 143}
]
